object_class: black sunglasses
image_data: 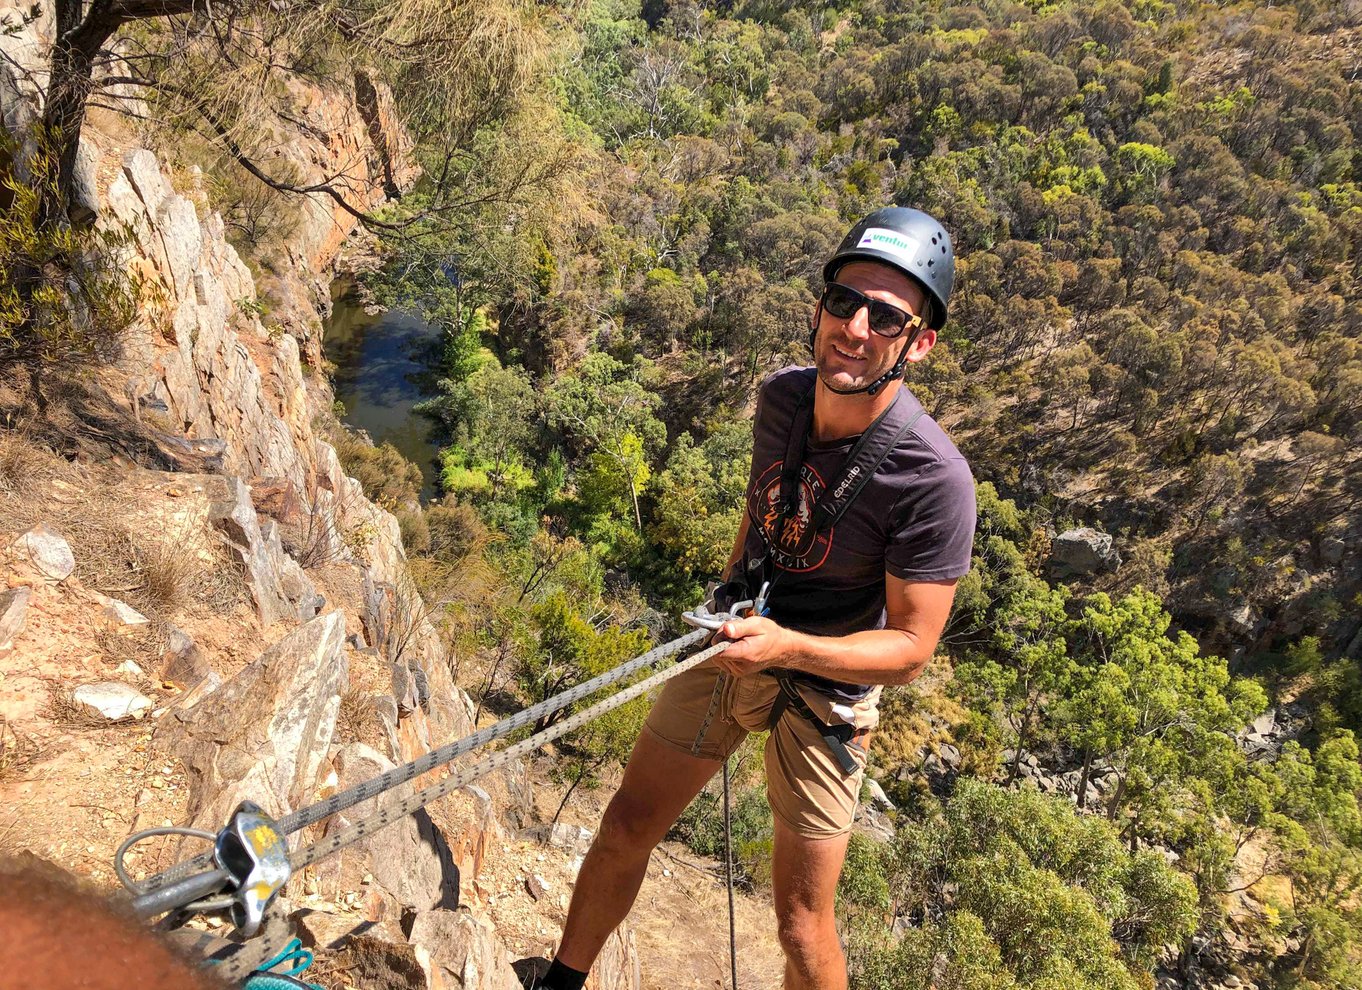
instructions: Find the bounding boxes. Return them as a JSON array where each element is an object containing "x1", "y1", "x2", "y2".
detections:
[{"x1": 821, "y1": 282, "x2": 924, "y2": 339}]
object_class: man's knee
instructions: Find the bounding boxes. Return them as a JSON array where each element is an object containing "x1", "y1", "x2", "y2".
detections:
[
  {"x1": 776, "y1": 904, "x2": 836, "y2": 963},
  {"x1": 593, "y1": 791, "x2": 671, "y2": 856}
]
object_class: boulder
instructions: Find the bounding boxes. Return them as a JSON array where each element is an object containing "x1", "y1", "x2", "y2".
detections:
[
  {"x1": 73, "y1": 682, "x2": 153, "y2": 721},
  {"x1": 156, "y1": 611, "x2": 348, "y2": 828},
  {"x1": 546, "y1": 823, "x2": 594, "y2": 858},
  {"x1": 408, "y1": 908, "x2": 521, "y2": 990},
  {"x1": 161, "y1": 626, "x2": 213, "y2": 689},
  {"x1": 207, "y1": 476, "x2": 316, "y2": 625},
  {"x1": 261, "y1": 520, "x2": 322, "y2": 618},
  {"x1": 12, "y1": 523, "x2": 75, "y2": 581},
  {"x1": 863, "y1": 777, "x2": 896, "y2": 812},
  {"x1": 1246, "y1": 709, "x2": 1276, "y2": 738},
  {"x1": 1049, "y1": 527, "x2": 1121, "y2": 578},
  {"x1": 331, "y1": 742, "x2": 460, "y2": 913},
  {"x1": 1225, "y1": 600, "x2": 1262, "y2": 639},
  {"x1": 98, "y1": 595, "x2": 150, "y2": 629},
  {"x1": 525, "y1": 874, "x2": 550, "y2": 902},
  {"x1": 501, "y1": 758, "x2": 535, "y2": 831},
  {"x1": 0, "y1": 587, "x2": 31, "y2": 653}
]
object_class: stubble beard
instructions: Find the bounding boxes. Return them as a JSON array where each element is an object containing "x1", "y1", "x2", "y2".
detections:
[{"x1": 812, "y1": 326, "x2": 898, "y2": 394}]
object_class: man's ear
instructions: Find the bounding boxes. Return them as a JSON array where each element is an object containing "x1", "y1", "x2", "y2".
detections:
[{"x1": 904, "y1": 328, "x2": 937, "y2": 363}]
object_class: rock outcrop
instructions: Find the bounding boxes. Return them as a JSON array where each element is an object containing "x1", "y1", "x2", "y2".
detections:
[
  {"x1": 156, "y1": 611, "x2": 349, "y2": 828},
  {"x1": 331, "y1": 743, "x2": 460, "y2": 914},
  {"x1": 10, "y1": 523, "x2": 75, "y2": 582},
  {"x1": 1048, "y1": 526, "x2": 1122, "y2": 578},
  {"x1": 1, "y1": 14, "x2": 639, "y2": 987}
]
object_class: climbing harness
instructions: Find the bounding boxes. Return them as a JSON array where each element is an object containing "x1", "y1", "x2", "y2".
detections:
[
  {"x1": 722, "y1": 370, "x2": 924, "y2": 775},
  {"x1": 115, "y1": 623, "x2": 736, "y2": 947},
  {"x1": 766, "y1": 677, "x2": 861, "y2": 775}
]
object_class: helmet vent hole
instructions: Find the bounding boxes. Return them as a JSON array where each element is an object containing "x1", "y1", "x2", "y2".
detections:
[
  {"x1": 928, "y1": 259, "x2": 934, "y2": 267},
  {"x1": 931, "y1": 236, "x2": 937, "y2": 244},
  {"x1": 941, "y1": 245, "x2": 947, "y2": 254}
]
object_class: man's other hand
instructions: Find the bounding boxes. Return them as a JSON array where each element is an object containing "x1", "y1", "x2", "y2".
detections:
[{"x1": 716, "y1": 616, "x2": 790, "y2": 676}]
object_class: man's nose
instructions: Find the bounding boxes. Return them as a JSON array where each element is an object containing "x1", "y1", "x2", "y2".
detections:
[{"x1": 841, "y1": 304, "x2": 872, "y2": 340}]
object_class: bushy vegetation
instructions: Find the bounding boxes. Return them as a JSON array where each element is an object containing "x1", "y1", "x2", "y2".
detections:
[
  {"x1": 0, "y1": 130, "x2": 137, "y2": 370},
  {"x1": 338, "y1": 0, "x2": 1362, "y2": 983},
  {"x1": 348, "y1": 1, "x2": 1361, "y2": 984},
  {"x1": 21, "y1": 0, "x2": 1354, "y2": 981}
]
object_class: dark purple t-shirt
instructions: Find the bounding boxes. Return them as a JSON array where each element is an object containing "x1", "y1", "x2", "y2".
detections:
[{"x1": 742, "y1": 366, "x2": 976, "y2": 697}]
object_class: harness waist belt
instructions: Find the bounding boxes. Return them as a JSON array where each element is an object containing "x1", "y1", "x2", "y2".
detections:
[{"x1": 765, "y1": 674, "x2": 860, "y2": 776}]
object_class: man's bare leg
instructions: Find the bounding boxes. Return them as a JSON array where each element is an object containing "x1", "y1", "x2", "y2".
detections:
[
  {"x1": 555, "y1": 729, "x2": 723, "y2": 971},
  {"x1": 771, "y1": 817, "x2": 852, "y2": 990}
]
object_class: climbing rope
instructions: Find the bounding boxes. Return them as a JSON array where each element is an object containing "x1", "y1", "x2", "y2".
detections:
[
  {"x1": 722, "y1": 757, "x2": 739, "y2": 990},
  {"x1": 288, "y1": 637, "x2": 730, "y2": 872},
  {"x1": 119, "y1": 623, "x2": 735, "y2": 943},
  {"x1": 131, "y1": 626, "x2": 714, "y2": 895}
]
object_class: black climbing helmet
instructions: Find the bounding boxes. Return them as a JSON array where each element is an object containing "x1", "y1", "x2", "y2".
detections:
[{"x1": 822, "y1": 207, "x2": 954, "y2": 330}]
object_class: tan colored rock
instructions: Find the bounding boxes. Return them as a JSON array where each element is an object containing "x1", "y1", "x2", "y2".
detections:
[
  {"x1": 408, "y1": 908, "x2": 521, "y2": 990},
  {"x1": 73, "y1": 682, "x2": 153, "y2": 721},
  {"x1": 160, "y1": 626, "x2": 213, "y2": 689},
  {"x1": 156, "y1": 611, "x2": 348, "y2": 828},
  {"x1": 331, "y1": 742, "x2": 459, "y2": 913},
  {"x1": 12, "y1": 523, "x2": 75, "y2": 581},
  {"x1": 206, "y1": 476, "x2": 315, "y2": 626},
  {"x1": 0, "y1": 587, "x2": 31, "y2": 654},
  {"x1": 96, "y1": 594, "x2": 150, "y2": 629},
  {"x1": 590, "y1": 928, "x2": 642, "y2": 990}
]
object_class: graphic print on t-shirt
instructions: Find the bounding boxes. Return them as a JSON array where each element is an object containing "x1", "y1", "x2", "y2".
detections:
[{"x1": 749, "y1": 460, "x2": 833, "y2": 573}]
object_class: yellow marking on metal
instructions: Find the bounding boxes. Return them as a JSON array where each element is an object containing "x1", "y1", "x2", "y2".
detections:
[{"x1": 245, "y1": 823, "x2": 282, "y2": 856}]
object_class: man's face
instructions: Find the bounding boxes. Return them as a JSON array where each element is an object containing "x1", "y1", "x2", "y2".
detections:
[{"x1": 813, "y1": 261, "x2": 934, "y2": 393}]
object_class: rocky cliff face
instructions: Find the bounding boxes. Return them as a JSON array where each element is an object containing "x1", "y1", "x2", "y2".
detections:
[{"x1": 0, "y1": 9, "x2": 637, "y2": 987}]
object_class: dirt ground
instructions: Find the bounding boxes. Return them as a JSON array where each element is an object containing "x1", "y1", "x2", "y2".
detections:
[{"x1": 485, "y1": 758, "x2": 788, "y2": 990}]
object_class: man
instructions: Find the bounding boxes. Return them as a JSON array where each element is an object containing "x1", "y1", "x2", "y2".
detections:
[{"x1": 541, "y1": 207, "x2": 976, "y2": 990}]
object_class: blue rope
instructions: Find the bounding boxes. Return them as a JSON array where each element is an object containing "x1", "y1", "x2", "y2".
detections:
[{"x1": 241, "y1": 938, "x2": 323, "y2": 990}]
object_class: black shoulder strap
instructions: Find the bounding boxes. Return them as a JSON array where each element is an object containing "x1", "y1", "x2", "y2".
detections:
[
  {"x1": 776, "y1": 373, "x2": 818, "y2": 531},
  {"x1": 809, "y1": 396, "x2": 926, "y2": 535},
  {"x1": 768, "y1": 375, "x2": 925, "y2": 563}
]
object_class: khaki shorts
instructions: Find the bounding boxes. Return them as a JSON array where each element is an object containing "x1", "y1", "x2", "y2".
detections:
[{"x1": 643, "y1": 659, "x2": 881, "y2": 838}]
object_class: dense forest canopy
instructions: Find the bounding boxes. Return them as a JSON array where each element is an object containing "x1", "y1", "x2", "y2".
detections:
[{"x1": 354, "y1": 1, "x2": 1361, "y2": 985}]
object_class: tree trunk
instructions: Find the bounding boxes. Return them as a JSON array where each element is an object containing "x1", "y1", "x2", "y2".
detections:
[
  {"x1": 40, "y1": 2, "x2": 126, "y2": 227},
  {"x1": 1075, "y1": 749, "x2": 1093, "y2": 810},
  {"x1": 1105, "y1": 771, "x2": 1127, "y2": 820}
]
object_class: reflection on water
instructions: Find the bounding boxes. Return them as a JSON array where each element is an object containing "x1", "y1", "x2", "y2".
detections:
[{"x1": 323, "y1": 280, "x2": 442, "y2": 501}]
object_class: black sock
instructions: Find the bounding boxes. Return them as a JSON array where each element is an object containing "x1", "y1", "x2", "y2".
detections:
[{"x1": 538, "y1": 958, "x2": 588, "y2": 990}]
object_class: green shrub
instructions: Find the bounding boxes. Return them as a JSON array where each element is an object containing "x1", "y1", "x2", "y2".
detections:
[{"x1": 1, "y1": 130, "x2": 137, "y2": 368}]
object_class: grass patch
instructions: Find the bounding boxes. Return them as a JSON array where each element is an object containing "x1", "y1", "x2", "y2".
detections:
[
  {"x1": 0, "y1": 716, "x2": 41, "y2": 781},
  {"x1": 335, "y1": 686, "x2": 371, "y2": 744},
  {"x1": 0, "y1": 425, "x2": 60, "y2": 499}
]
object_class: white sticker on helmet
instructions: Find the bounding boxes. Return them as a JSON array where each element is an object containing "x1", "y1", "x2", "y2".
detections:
[{"x1": 856, "y1": 227, "x2": 922, "y2": 261}]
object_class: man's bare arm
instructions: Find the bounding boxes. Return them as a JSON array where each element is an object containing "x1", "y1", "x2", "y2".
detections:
[{"x1": 714, "y1": 574, "x2": 957, "y2": 685}]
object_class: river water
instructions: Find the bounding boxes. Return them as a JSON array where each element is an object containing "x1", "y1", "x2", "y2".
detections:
[{"x1": 323, "y1": 280, "x2": 443, "y2": 500}]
